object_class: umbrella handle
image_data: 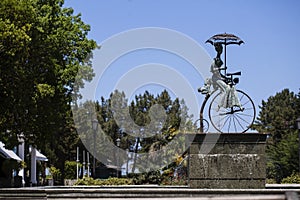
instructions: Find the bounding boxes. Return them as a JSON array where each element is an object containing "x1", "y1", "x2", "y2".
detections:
[{"x1": 224, "y1": 40, "x2": 227, "y2": 75}]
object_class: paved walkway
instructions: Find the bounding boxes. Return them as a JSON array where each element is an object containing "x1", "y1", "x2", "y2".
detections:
[{"x1": 0, "y1": 185, "x2": 299, "y2": 199}]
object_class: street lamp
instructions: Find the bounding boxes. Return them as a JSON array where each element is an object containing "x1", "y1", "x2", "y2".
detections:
[
  {"x1": 126, "y1": 149, "x2": 129, "y2": 177},
  {"x1": 76, "y1": 147, "x2": 79, "y2": 180},
  {"x1": 116, "y1": 138, "x2": 121, "y2": 178},
  {"x1": 92, "y1": 119, "x2": 98, "y2": 178},
  {"x1": 296, "y1": 117, "x2": 300, "y2": 173}
]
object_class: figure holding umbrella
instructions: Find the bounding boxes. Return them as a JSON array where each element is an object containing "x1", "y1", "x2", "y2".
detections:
[
  {"x1": 196, "y1": 33, "x2": 256, "y2": 133},
  {"x1": 206, "y1": 33, "x2": 244, "y2": 76},
  {"x1": 199, "y1": 33, "x2": 243, "y2": 99}
]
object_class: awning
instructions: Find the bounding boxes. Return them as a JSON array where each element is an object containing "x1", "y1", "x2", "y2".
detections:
[
  {"x1": 0, "y1": 142, "x2": 22, "y2": 162},
  {"x1": 35, "y1": 149, "x2": 48, "y2": 161}
]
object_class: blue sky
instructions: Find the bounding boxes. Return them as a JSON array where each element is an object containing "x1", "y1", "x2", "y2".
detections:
[{"x1": 65, "y1": 0, "x2": 300, "y2": 120}]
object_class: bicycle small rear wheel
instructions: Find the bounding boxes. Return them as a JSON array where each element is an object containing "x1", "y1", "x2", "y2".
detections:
[
  {"x1": 194, "y1": 118, "x2": 209, "y2": 133},
  {"x1": 208, "y1": 90, "x2": 255, "y2": 133}
]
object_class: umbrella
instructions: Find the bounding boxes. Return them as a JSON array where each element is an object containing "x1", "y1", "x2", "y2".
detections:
[
  {"x1": 206, "y1": 33, "x2": 244, "y2": 46},
  {"x1": 206, "y1": 33, "x2": 244, "y2": 74}
]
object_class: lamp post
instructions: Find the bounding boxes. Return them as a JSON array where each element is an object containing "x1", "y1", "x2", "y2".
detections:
[
  {"x1": 296, "y1": 117, "x2": 300, "y2": 173},
  {"x1": 83, "y1": 150, "x2": 86, "y2": 177},
  {"x1": 92, "y1": 119, "x2": 98, "y2": 178},
  {"x1": 87, "y1": 152, "x2": 90, "y2": 177},
  {"x1": 76, "y1": 147, "x2": 79, "y2": 180},
  {"x1": 116, "y1": 138, "x2": 121, "y2": 178},
  {"x1": 126, "y1": 149, "x2": 129, "y2": 177}
]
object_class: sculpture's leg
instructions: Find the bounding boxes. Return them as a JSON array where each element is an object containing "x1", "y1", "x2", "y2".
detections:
[
  {"x1": 230, "y1": 86, "x2": 242, "y2": 109},
  {"x1": 216, "y1": 80, "x2": 230, "y2": 109}
]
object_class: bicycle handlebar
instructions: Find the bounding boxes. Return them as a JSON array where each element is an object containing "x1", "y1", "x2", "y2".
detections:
[{"x1": 226, "y1": 71, "x2": 241, "y2": 76}]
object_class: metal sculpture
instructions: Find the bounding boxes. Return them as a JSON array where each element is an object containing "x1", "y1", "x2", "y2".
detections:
[{"x1": 195, "y1": 33, "x2": 255, "y2": 133}]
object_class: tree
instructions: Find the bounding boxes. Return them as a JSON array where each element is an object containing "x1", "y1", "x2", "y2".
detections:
[
  {"x1": 0, "y1": 0, "x2": 97, "y2": 183},
  {"x1": 253, "y1": 89, "x2": 300, "y2": 182},
  {"x1": 88, "y1": 89, "x2": 194, "y2": 173}
]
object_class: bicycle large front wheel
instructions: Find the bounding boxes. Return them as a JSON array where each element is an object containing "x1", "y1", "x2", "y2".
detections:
[{"x1": 209, "y1": 90, "x2": 256, "y2": 133}]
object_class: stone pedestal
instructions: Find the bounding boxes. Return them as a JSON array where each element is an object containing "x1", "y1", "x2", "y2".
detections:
[{"x1": 188, "y1": 133, "x2": 267, "y2": 189}]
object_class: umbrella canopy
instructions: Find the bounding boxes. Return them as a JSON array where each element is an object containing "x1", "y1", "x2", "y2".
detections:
[
  {"x1": 206, "y1": 33, "x2": 244, "y2": 74},
  {"x1": 206, "y1": 33, "x2": 244, "y2": 46}
]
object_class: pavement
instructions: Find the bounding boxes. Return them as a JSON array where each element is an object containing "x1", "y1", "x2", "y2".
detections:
[{"x1": 0, "y1": 185, "x2": 299, "y2": 200}]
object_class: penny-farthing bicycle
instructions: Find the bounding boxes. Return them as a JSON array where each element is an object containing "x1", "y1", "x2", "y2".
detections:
[{"x1": 195, "y1": 33, "x2": 256, "y2": 133}]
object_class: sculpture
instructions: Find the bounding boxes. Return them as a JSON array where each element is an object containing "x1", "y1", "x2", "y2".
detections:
[{"x1": 195, "y1": 33, "x2": 255, "y2": 133}]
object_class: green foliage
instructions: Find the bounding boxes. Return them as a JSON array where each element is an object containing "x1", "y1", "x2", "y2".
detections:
[
  {"x1": 281, "y1": 172, "x2": 300, "y2": 184},
  {"x1": 253, "y1": 89, "x2": 300, "y2": 182},
  {"x1": 147, "y1": 170, "x2": 162, "y2": 184},
  {"x1": 160, "y1": 157, "x2": 188, "y2": 186},
  {"x1": 253, "y1": 89, "x2": 300, "y2": 143},
  {"x1": 0, "y1": 0, "x2": 96, "y2": 183},
  {"x1": 131, "y1": 170, "x2": 162, "y2": 185},
  {"x1": 131, "y1": 173, "x2": 147, "y2": 185},
  {"x1": 266, "y1": 179, "x2": 277, "y2": 184},
  {"x1": 160, "y1": 168, "x2": 175, "y2": 185},
  {"x1": 75, "y1": 177, "x2": 95, "y2": 185},
  {"x1": 161, "y1": 176, "x2": 187, "y2": 186},
  {"x1": 129, "y1": 166, "x2": 186, "y2": 186},
  {"x1": 50, "y1": 166, "x2": 61, "y2": 181},
  {"x1": 266, "y1": 130, "x2": 299, "y2": 182},
  {"x1": 64, "y1": 161, "x2": 81, "y2": 180},
  {"x1": 74, "y1": 89, "x2": 194, "y2": 174},
  {"x1": 75, "y1": 177, "x2": 133, "y2": 186}
]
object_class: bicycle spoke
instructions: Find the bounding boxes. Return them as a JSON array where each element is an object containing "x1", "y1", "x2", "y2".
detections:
[
  {"x1": 233, "y1": 114, "x2": 246, "y2": 130},
  {"x1": 220, "y1": 114, "x2": 231, "y2": 131},
  {"x1": 241, "y1": 99, "x2": 250, "y2": 107},
  {"x1": 239, "y1": 93, "x2": 245, "y2": 101},
  {"x1": 236, "y1": 112, "x2": 254, "y2": 118},
  {"x1": 212, "y1": 113, "x2": 229, "y2": 131},
  {"x1": 232, "y1": 115, "x2": 238, "y2": 133},
  {"x1": 211, "y1": 112, "x2": 227, "y2": 118},
  {"x1": 243, "y1": 107, "x2": 254, "y2": 111},
  {"x1": 227, "y1": 116, "x2": 232, "y2": 133},
  {"x1": 214, "y1": 114, "x2": 229, "y2": 127},
  {"x1": 235, "y1": 112, "x2": 251, "y2": 125}
]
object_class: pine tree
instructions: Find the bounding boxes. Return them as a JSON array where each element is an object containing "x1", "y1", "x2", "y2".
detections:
[
  {"x1": 94, "y1": 89, "x2": 193, "y2": 173},
  {"x1": 253, "y1": 88, "x2": 300, "y2": 182}
]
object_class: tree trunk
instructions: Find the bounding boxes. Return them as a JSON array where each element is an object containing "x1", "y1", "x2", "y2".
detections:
[{"x1": 131, "y1": 137, "x2": 140, "y2": 173}]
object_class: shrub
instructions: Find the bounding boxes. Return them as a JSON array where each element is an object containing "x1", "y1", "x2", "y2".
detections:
[
  {"x1": 64, "y1": 161, "x2": 80, "y2": 179},
  {"x1": 160, "y1": 168, "x2": 188, "y2": 186},
  {"x1": 281, "y1": 172, "x2": 300, "y2": 184},
  {"x1": 130, "y1": 173, "x2": 147, "y2": 185},
  {"x1": 100, "y1": 177, "x2": 132, "y2": 185},
  {"x1": 75, "y1": 177, "x2": 133, "y2": 185},
  {"x1": 266, "y1": 178, "x2": 277, "y2": 184},
  {"x1": 75, "y1": 177, "x2": 96, "y2": 185},
  {"x1": 50, "y1": 166, "x2": 61, "y2": 180},
  {"x1": 147, "y1": 170, "x2": 161, "y2": 184},
  {"x1": 131, "y1": 170, "x2": 162, "y2": 185}
]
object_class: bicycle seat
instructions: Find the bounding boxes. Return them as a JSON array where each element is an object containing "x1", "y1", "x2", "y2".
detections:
[{"x1": 226, "y1": 71, "x2": 241, "y2": 76}]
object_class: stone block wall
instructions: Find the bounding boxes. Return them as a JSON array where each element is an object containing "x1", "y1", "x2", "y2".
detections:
[{"x1": 188, "y1": 133, "x2": 267, "y2": 188}]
